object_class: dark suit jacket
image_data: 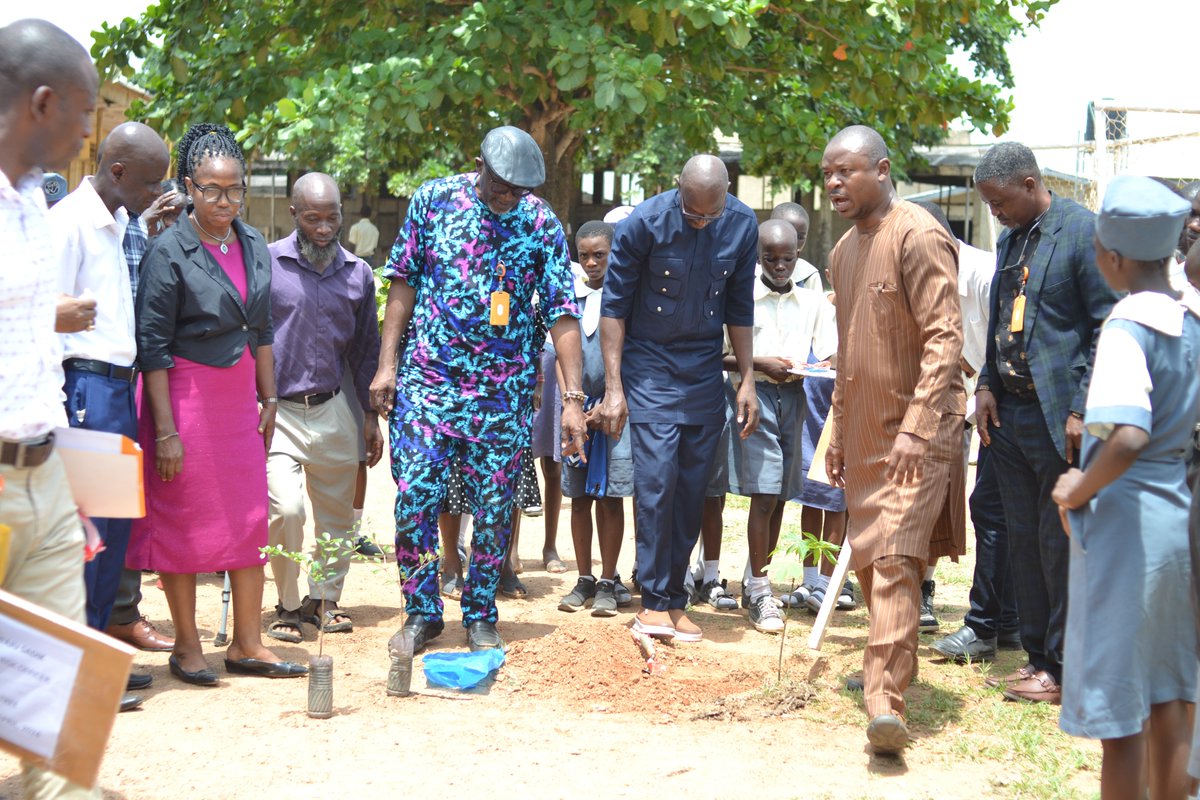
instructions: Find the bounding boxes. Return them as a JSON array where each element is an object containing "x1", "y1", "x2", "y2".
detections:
[
  {"x1": 978, "y1": 193, "x2": 1119, "y2": 460},
  {"x1": 136, "y1": 217, "x2": 274, "y2": 371}
]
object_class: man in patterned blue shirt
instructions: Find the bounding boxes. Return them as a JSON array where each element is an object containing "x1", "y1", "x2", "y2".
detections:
[{"x1": 371, "y1": 126, "x2": 586, "y2": 653}]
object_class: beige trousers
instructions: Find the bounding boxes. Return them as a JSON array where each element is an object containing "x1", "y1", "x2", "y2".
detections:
[
  {"x1": 266, "y1": 394, "x2": 359, "y2": 612},
  {"x1": 0, "y1": 451, "x2": 99, "y2": 799},
  {"x1": 856, "y1": 553, "x2": 924, "y2": 718}
]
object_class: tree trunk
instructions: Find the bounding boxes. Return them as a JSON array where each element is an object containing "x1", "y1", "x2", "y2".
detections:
[{"x1": 524, "y1": 105, "x2": 583, "y2": 238}]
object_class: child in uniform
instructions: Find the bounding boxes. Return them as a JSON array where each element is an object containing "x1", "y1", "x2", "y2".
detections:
[
  {"x1": 728, "y1": 219, "x2": 836, "y2": 633},
  {"x1": 556, "y1": 221, "x2": 634, "y2": 616},
  {"x1": 1052, "y1": 176, "x2": 1197, "y2": 799}
]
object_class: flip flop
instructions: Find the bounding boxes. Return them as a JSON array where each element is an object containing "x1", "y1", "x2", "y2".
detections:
[
  {"x1": 543, "y1": 558, "x2": 569, "y2": 574},
  {"x1": 441, "y1": 575, "x2": 464, "y2": 600},
  {"x1": 499, "y1": 574, "x2": 528, "y2": 599}
]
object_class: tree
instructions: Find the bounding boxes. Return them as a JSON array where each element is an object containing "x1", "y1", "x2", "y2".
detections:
[{"x1": 93, "y1": 0, "x2": 1057, "y2": 218}]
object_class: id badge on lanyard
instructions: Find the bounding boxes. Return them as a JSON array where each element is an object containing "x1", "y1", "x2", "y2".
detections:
[
  {"x1": 1010, "y1": 266, "x2": 1029, "y2": 333},
  {"x1": 490, "y1": 260, "x2": 510, "y2": 327}
]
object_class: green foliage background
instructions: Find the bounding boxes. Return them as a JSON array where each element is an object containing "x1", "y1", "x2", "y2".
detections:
[{"x1": 93, "y1": 0, "x2": 1057, "y2": 215}]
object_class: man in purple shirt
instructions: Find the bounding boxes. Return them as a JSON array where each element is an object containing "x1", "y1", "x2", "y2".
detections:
[{"x1": 265, "y1": 172, "x2": 381, "y2": 642}]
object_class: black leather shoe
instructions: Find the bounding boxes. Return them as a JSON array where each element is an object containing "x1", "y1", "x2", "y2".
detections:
[
  {"x1": 402, "y1": 613, "x2": 445, "y2": 654},
  {"x1": 467, "y1": 621, "x2": 504, "y2": 652},
  {"x1": 930, "y1": 625, "x2": 998, "y2": 663},
  {"x1": 998, "y1": 630, "x2": 1023, "y2": 650},
  {"x1": 119, "y1": 692, "x2": 144, "y2": 712},
  {"x1": 845, "y1": 674, "x2": 865, "y2": 692},
  {"x1": 127, "y1": 671, "x2": 153, "y2": 691},
  {"x1": 169, "y1": 655, "x2": 219, "y2": 686},
  {"x1": 867, "y1": 714, "x2": 909, "y2": 755},
  {"x1": 224, "y1": 658, "x2": 308, "y2": 678}
]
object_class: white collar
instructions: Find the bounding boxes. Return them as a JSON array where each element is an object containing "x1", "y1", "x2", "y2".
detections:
[
  {"x1": 1106, "y1": 290, "x2": 1194, "y2": 337},
  {"x1": 78, "y1": 177, "x2": 129, "y2": 231},
  {"x1": 753, "y1": 277, "x2": 802, "y2": 303}
]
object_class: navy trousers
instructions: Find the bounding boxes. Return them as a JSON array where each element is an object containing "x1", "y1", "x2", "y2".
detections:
[
  {"x1": 963, "y1": 442, "x2": 1020, "y2": 640},
  {"x1": 630, "y1": 422, "x2": 723, "y2": 610},
  {"x1": 988, "y1": 393, "x2": 1070, "y2": 682},
  {"x1": 64, "y1": 368, "x2": 137, "y2": 631}
]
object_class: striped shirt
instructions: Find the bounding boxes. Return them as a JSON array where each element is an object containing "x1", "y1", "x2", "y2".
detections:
[{"x1": 0, "y1": 167, "x2": 67, "y2": 440}]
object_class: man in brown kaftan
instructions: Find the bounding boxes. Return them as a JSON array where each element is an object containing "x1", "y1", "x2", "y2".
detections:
[{"x1": 822, "y1": 126, "x2": 966, "y2": 755}]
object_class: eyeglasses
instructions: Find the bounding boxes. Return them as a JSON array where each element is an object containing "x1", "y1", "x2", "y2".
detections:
[
  {"x1": 679, "y1": 196, "x2": 725, "y2": 223},
  {"x1": 192, "y1": 183, "x2": 247, "y2": 205},
  {"x1": 482, "y1": 163, "x2": 531, "y2": 199}
]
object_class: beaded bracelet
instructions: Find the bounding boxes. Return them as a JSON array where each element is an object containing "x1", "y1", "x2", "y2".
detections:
[{"x1": 562, "y1": 390, "x2": 587, "y2": 404}]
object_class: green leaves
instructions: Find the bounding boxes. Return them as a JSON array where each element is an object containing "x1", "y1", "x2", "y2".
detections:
[{"x1": 90, "y1": 0, "x2": 1055, "y2": 218}]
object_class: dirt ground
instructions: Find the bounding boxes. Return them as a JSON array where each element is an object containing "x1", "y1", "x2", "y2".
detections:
[{"x1": 1, "y1": 460, "x2": 1099, "y2": 800}]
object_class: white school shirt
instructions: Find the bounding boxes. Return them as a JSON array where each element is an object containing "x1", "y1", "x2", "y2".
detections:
[
  {"x1": 52, "y1": 177, "x2": 136, "y2": 367},
  {"x1": 729, "y1": 278, "x2": 837, "y2": 386},
  {"x1": 0, "y1": 167, "x2": 68, "y2": 440}
]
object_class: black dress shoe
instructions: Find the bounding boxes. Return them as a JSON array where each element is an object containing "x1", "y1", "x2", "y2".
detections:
[
  {"x1": 127, "y1": 672, "x2": 153, "y2": 691},
  {"x1": 402, "y1": 613, "x2": 445, "y2": 654},
  {"x1": 119, "y1": 692, "x2": 144, "y2": 712},
  {"x1": 998, "y1": 630, "x2": 1023, "y2": 650},
  {"x1": 354, "y1": 536, "x2": 384, "y2": 558},
  {"x1": 930, "y1": 625, "x2": 998, "y2": 663},
  {"x1": 845, "y1": 674, "x2": 865, "y2": 692},
  {"x1": 169, "y1": 655, "x2": 219, "y2": 686},
  {"x1": 224, "y1": 658, "x2": 308, "y2": 678},
  {"x1": 467, "y1": 621, "x2": 504, "y2": 652}
]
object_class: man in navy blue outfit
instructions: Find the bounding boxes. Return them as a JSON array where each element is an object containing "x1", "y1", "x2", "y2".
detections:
[{"x1": 598, "y1": 154, "x2": 759, "y2": 642}]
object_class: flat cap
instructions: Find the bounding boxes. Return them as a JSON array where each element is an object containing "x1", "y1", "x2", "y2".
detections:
[
  {"x1": 481, "y1": 126, "x2": 545, "y2": 189},
  {"x1": 1096, "y1": 175, "x2": 1191, "y2": 261}
]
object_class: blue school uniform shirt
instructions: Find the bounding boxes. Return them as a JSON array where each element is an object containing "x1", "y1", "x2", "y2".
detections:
[
  {"x1": 601, "y1": 190, "x2": 757, "y2": 426},
  {"x1": 382, "y1": 172, "x2": 579, "y2": 440}
]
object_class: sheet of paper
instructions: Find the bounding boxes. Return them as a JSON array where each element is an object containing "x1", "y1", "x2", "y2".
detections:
[
  {"x1": 53, "y1": 427, "x2": 145, "y2": 518},
  {"x1": 806, "y1": 414, "x2": 833, "y2": 485},
  {"x1": 788, "y1": 364, "x2": 837, "y2": 378},
  {"x1": 0, "y1": 614, "x2": 84, "y2": 759}
]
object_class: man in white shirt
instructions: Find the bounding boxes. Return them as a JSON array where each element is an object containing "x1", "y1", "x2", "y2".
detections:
[
  {"x1": 347, "y1": 204, "x2": 380, "y2": 265},
  {"x1": 0, "y1": 17, "x2": 103, "y2": 800},
  {"x1": 52, "y1": 122, "x2": 171, "y2": 709}
]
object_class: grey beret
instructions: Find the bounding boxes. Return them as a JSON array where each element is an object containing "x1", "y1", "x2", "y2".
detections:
[
  {"x1": 1096, "y1": 175, "x2": 1190, "y2": 261},
  {"x1": 481, "y1": 126, "x2": 545, "y2": 189}
]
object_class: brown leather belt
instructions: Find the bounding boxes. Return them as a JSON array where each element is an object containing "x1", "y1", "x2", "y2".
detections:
[{"x1": 0, "y1": 433, "x2": 56, "y2": 469}]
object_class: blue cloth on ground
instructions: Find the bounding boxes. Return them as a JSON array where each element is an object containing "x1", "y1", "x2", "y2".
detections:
[{"x1": 422, "y1": 648, "x2": 506, "y2": 689}]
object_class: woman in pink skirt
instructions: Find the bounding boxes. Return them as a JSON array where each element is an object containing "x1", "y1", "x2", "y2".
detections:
[{"x1": 132, "y1": 124, "x2": 305, "y2": 684}]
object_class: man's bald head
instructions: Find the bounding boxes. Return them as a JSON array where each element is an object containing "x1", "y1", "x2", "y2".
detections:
[
  {"x1": 99, "y1": 122, "x2": 169, "y2": 167},
  {"x1": 291, "y1": 173, "x2": 343, "y2": 270},
  {"x1": 825, "y1": 125, "x2": 889, "y2": 164},
  {"x1": 94, "y1": 122, "x2": 170, "y2": 216},
  {"x1": 0, "y1": 19, "x2": 98, "y2": 177},
  {"x1": 292, "y1": 172, "x2": 341, "y2": 210},
  {"x1": 0, "y1": 19, "x2": 93, "y2": 108},
  {"x1": 677, "y1": 154, "x2": 729, "y2": 229}
]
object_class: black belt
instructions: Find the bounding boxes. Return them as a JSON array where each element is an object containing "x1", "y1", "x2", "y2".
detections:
[
  {"x1": 0, "y1": 433, "x2": 55, "y2": 469},
  {"x1": 280, "y1": 387, "x2": 340, "y2": 407},
  {"x1": 64, "y1": 358, "x2": 138, "y2": 383}
]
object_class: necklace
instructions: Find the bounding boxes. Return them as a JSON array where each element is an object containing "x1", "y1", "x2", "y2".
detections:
[{"x1": 191, "y1": 213, "x2": 234, "y2": 254}]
